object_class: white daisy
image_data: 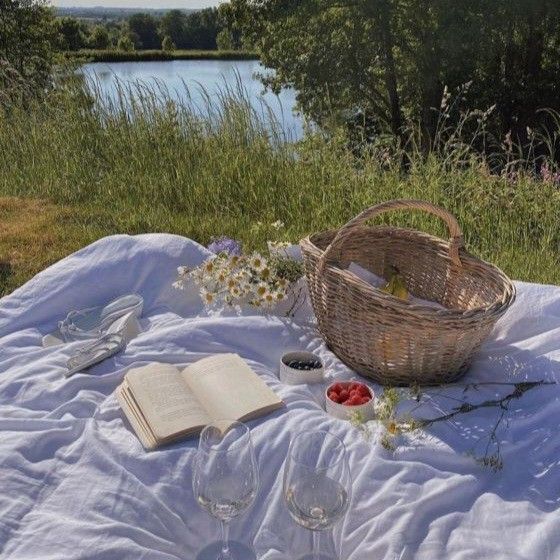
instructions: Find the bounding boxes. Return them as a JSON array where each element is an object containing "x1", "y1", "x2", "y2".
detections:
[
  {"x1": 254, "y1": 283, "x2": 268, "y2": 298},
  {"x1": 229, "y1": 285, "x2": 242, "y2": 298},
  {"x1": 203, "y1": 257, "x2": 217, "y2": 274},
  {"x1": 259, "y1": 266, "x2": 272, "y2": 281},
  {"x1": 228, "y1": 255, "x2": 242, "y2": 267},
  {"x1": 261, "y1": 289, "x2": 276, "y2": 307},
  {"x1": 249, "y1": 253, "x2": 267, "y2": 272},
  {"x1": 200, "y1": 288, "x2": 217, "y2": 305},
  {"x1": 274, "y1": 290, "x2": 286, "y2": 301}
]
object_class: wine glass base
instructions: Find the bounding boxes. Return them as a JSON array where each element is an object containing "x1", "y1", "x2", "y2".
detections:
[{"x1": 195, "y1": 541, "x2": 257, "y2": 560}]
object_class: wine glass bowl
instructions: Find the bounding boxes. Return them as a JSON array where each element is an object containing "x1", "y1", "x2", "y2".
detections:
[
  {"x1": 283, "y1": 431, "x2": 351, "y2": 560},
  {"x1": 193, "y1": 420, "x2": 259, "y2": 560}
]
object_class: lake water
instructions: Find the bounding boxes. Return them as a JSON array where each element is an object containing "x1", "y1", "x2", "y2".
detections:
[{"x1": 81, "y1": 59, "x2": 303, "y2": 139}]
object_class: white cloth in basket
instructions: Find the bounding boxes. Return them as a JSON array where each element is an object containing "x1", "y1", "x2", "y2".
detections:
[{"x1": 348, "y1": 262, "x2": 447, "y2": 310}]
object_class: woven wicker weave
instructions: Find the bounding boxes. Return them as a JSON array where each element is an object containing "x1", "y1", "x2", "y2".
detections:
[{"x1": 300, "y1": 200, "x2": 516, "y2": 385}]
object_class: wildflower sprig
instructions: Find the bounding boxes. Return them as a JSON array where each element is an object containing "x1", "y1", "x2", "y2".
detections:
[
  {"x1": 174, "y1": 236, "x2": 304, "y2": 312},
  {"x1": 349, "y1": 380, "x2": 553, "y2": 470}
]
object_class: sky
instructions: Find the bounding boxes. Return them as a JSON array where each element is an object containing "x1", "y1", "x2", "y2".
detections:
[{"x1": 51, "y1": 0, "x2": 219, "y2": 8}]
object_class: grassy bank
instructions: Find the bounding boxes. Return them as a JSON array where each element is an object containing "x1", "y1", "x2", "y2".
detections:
[
  {"x1": 67, "y1": 49, "x2": 259, "y2": 63},
  {"x1": 0, "y1": 80, "x2": 559, "y2": 295},
  {"x1": 0, "y1": 197, "x2": 105, "y2": 295}
]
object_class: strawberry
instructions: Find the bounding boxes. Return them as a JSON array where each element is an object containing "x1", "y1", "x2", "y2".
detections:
[
  {"x1": 349, "y1": 382, "x2": 360, "y2": 392},
  {"x1": 346, "y1": 395, "x2": 362, "y2": 406},
  {"x1": 359, "y1": 396, "x2": 370, "y2": 404},
  {"x1": 331, "y1": 383, "x2": 344, "y2": 394},
  {"x1": 329, "y1": 392, "x2": 341, "y2": 404},
  {"x1": 339, "y1": 389, "x2": 349, "y2": 402},
  {"x1": 358, "y1": 385, "x2": 371, "y2": 397}
]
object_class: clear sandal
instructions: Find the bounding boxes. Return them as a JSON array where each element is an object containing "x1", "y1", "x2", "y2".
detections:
[
  {"x1": 64, "y1": 311, "x2": 141, "y2": 378},
  {"x1": 43, "y1": 294, "x2": 143, "y2": 347},
  {"x1": 65, "y1": 333, "x2": 125, "y2": 378}
]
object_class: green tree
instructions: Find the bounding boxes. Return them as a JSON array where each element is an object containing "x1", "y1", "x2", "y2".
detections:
[
  {"x1": 161, "y1": 35, "x2": 176, "y2": 52},
  {"x1": 128, "y1": 13, "x2": 160, "y2": 50},
  {"x1": 56, "y1": 16, "x2": 87, "y2": 51},
  {"x1": 217, "y1": 3, "x2": 246, "y2": 50},
  {"x1": 159, "y1": 9, "x2": 188, "y2": 49},
  {"x1": 0, "y1": 0, "x2": 58, "y2": 96},
  {"x1": 103, "y1": 20, "x2": 122, "y2": 48},
  {"x1": 159, "y1": 8, "x2": 221, "y2": 50},
  {"x1": 216, "y1": 29, "x2": 234, "y2": 50},
  {"x1": 238, "y1": 0, "x2": 560, "y2": 145},
  {"x1": 117, "y1": 33, "x2": 135, "y2": 52},
  {"x1": 88, "y1": 25, "x2": 110, "y2": 50},
  {"x1": 473, "y1": 1, "x2": 560, "y2": 143},
  {"x1": 183, "y1": 8, "x2": 220, "y2": 50}
]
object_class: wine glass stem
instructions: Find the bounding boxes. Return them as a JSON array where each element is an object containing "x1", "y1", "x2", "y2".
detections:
[
  {"x1": 312, "y1": 530, "x2": 321, "y2": 560},
  {"x1": 220, "y1": 520, "x2": 230, "y2": 558}
]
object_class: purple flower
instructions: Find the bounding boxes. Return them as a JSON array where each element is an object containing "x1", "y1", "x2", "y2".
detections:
[
  {"x1": 207, "y1": 236, "x2": 243, "y2": 256},
  {"x1": 540, "y1": 162, "x2": 560, "y2": 186}
]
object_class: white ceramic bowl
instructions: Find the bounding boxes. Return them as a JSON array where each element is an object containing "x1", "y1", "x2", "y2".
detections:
[
  {"x1": 325, "y1": 381, "x2": 375, "y2": 421},
  {"x1": 280, "y1": 351, "x2": 324, "y2": 385}
]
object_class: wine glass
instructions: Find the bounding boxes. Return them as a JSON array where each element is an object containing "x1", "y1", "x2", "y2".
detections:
[
  {"x1": 283, "y1": 430, "x2": 351, "y2": 560},
  {"x1": 193, "y1": 420, "x2": 259, "y2": 560}
]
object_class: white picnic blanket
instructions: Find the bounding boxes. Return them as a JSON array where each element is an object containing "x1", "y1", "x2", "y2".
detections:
[{"x1": 1, "y1": 234, "x2": 559, "y2": 560}]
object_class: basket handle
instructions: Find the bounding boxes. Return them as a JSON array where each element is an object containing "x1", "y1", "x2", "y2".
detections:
[{"x1": 319, "y1": 199, "x2": 464, "y2": 270}]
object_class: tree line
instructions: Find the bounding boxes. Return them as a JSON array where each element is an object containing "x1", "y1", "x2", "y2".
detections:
[
  {"x1": 56, "y1": 6, "x2": 247, "y2": 52},
  {"x1": 0, "y1": 0, "x2": 250, "y2": 101}
]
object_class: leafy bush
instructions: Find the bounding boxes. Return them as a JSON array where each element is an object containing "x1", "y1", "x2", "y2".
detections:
[
  {"x1": 117, "y1": 34, "x2": 135, "y2": 52},
  {"x1": 161, "y1": 36, "x2": 176, "y2": 52},
  {"x1": 0, "y1": 0, "x2": 58, "y2": 98},
  {"x1": 88, "y1": 25, "x2": 110, "y2": 50}
]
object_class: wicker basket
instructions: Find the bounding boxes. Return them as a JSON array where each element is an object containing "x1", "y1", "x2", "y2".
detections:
[{"x1": 300, "y1": 200, "x2": 516, "y2": 385}]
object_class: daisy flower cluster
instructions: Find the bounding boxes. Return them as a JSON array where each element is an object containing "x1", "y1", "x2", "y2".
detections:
[{"x1": 174, "y1": 249, "x2": 294, "y2": 310}]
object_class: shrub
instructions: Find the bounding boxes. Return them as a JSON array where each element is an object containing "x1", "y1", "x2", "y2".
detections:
[
  {"x1": 161, "y1": 36, "x2": 176, "y2": 52},
  {"x1": 117, "y1": 34, "x2": 135, "y2": 52}
]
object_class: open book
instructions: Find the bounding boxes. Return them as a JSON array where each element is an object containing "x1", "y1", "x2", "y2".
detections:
[{"x1": 117, "y1": 353, "x2": 283, "y2": 449}]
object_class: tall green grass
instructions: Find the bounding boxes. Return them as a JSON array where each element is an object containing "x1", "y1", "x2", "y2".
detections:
[{"x1": 1, "y1": 76, "x2": 559, "y2": 285}]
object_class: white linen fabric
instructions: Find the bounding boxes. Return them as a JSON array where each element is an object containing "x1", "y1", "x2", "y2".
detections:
[{"x1": 1, "y1": 234, "x2": 559, "y2": 560}]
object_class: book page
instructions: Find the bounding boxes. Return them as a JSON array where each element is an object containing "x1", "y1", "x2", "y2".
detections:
[
  {"x1": 182, "y1": 354, "x2": 283, "y2": 423},
  {"x1": 126, "y1": 363, "x2": 210, "y2": 441}
]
